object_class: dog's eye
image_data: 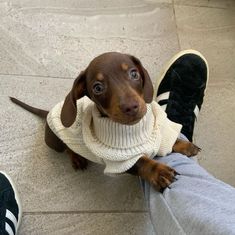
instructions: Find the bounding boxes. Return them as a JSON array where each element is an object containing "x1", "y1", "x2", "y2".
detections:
[
  {"x1": 129, "y1": 69, "x2": 140, "y2": 80},
  {"x1": 93, "y1": 82, "x2": 105, "y2": 95}
]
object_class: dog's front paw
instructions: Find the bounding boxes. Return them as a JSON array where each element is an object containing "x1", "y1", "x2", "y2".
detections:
[
  {"x1": 148, "y1": 162, "x2": 178, "y2": 192},
  {"x1": 173, "y1": 139, "x2": 201, "y2": 157},
  {"x1": 184, "y1": 142, "x2": 201, "y2": 157}
]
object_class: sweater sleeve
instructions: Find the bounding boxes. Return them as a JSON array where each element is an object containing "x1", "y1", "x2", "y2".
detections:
[{"x1": 153, "y1": 102, "x2": 182, "y2": 156}]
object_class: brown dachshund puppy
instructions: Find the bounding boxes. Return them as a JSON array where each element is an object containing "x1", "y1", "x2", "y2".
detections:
[{"x1": 10, "y1": 52, "x2": 200, "y2": 192}]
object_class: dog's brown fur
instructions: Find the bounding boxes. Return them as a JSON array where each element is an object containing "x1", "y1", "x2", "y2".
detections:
[{"x1": 10, "y1": 52, "x2": 200, "y2": 192}]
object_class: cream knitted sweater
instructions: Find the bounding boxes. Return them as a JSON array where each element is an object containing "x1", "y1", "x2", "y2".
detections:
[{"x1": 47, "y1": 97, "x2": 182, "y2": 174}]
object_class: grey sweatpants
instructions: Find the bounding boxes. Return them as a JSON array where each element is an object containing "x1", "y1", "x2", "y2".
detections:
[{"x1": 142, "y1": 135, "x2": 235, "y2": 235}]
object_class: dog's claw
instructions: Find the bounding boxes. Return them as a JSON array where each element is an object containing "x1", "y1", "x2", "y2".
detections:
[
  {"x1": 160, "y1": 185, "x2": 172, "y2": 194},
  {"x1": 173, "y1": 176, "x2": 178, "y2": 181},
  {"x1": 159, "y1": 188, "x2": 164, "y2": 193}
]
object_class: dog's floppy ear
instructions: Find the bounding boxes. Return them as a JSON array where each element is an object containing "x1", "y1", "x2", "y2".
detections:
[
  {"x1": 61, "y1": 71, "x2": 86, "y2": 127},
  {"x1": 129, "y1": 55, "x2": 153, "y2": 103}
]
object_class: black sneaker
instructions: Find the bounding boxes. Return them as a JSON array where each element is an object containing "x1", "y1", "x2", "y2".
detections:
[
  {"x1": 155, "y1": 50, "x2": 209, "y2": 141},
  {"x1": 0, "y1": 172, "x2": 22, "y2": 235}
]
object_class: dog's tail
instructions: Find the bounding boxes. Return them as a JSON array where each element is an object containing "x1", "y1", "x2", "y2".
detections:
[{"x1": 9, "y1": 97, "x2": 49, "y2": 118}]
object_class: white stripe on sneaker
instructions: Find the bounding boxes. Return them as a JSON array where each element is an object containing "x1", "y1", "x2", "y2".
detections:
[
  {"x1": 157, "y1": 92, "x2": 200, "y2": 116},
  {"x1": 6, "y1": 209, "x2": 17, "y2": 231},
  {"x1": 194, "y1": 105, "x2": 200, "y2": 118},
  {"x1": 156, "y1": 92, "x2": 170, "y2": 103},
  {"x1": 5, "y1": 222, "x2": 14, "y2": 235}
]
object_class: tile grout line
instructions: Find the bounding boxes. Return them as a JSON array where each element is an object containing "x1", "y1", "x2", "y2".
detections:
[
  {"x1": 174, "y1": 3, "x2": 235, "y2": 10},
  {"x1": 1, "y1": 74, "x2": 233, "y2": 86},
  {"x1": 172, "y1": 0, "x2": 181, "y2": 51},
  {"x1": 0, "y1": 73, "x2": 74, "y2": 80},
  {"x1": 23, "y1": 210, "x2": 149, "y2": 215}
]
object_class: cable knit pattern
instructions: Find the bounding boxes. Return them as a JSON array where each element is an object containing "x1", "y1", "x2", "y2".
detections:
[{"x1": 47, "y1": 96, "x2": 182, "y2": 174}]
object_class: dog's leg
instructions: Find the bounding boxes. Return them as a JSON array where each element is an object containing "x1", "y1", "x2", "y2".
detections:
[
  {"x1": 45, "y1": 123, "x2": 88, "y2": 169},
  {"x1": 66, "y1": 148, "x2": 88, "y2": 170},
  {"x1": 127, "y1": 155, "x2": 178, "y2": 192},
  {"x1": 45, "y1": 123, "x2": 66, "y2": 152},
  {"x1": 173, "y1": 139, "x2": 201, "y2": 157}
]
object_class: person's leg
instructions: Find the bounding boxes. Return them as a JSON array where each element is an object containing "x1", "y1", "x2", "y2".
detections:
[
  {"x1": 0, "y1": 172, "x2": 22, "y2": 235},
  {"x1": 144, "y1": 147, "x2": 235, "y2": 235},
  {"x1": 144, "y1": 50, "x2": 235, "y2": 235}
]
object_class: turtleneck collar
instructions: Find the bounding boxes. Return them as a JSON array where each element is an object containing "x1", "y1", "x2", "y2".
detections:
[{"x1": 91, "y1": 104, "x2": 155, "y2": 148}]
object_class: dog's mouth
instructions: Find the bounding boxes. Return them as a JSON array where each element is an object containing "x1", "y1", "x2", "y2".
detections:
[
  {"x1": 109, "y1": 106, "x2": 147, "y2": 125},
  {"x1": 99, "y1": 113, "x2": 144, "y2": 125},
  {"x1": 96, "y1": 102, "x2": 147, "y2": 125},
  {"x1": 119, "y1": 117, "x2": 143, "y2": 125}
]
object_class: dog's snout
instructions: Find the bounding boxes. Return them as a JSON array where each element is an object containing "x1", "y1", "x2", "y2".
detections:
[{"x1": 120, "y1": 101, "x2": 139, "y2": 116}]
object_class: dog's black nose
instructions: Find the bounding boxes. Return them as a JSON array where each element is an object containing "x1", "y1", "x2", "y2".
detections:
[{"x1": 120, "y1": 102, "x2": 139, "y2": 116}]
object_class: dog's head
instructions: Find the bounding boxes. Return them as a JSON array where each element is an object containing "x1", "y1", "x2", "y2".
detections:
[{"x1": 61, "y1": 52, "x2": 153, "y2": 127}]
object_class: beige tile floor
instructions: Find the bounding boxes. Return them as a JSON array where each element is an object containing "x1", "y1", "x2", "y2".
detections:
[{"x1": 0, "y1": 0, "x2": 234, "y2": 234}]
